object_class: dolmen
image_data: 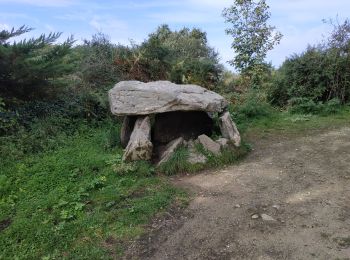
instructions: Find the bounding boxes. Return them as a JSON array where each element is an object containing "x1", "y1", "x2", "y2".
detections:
[{"x1": 108, "y1": 81, "x2": 241, "y2": 165}]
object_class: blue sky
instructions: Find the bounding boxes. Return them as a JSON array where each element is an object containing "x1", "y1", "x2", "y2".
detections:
[{"x1": 1, "y1": 0, "x2": 349, "y2": 70}]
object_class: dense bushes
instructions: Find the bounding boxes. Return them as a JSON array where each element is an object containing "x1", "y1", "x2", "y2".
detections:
[
  {"x1": 268, "y1": 19, "x2": 350, "y2": 108},
  {"x1": 78, "y1": 33, "x2": 120, "y2": 88},
  {"x1": 113, "y1": 25, "x2": 222, "y2": 89}
]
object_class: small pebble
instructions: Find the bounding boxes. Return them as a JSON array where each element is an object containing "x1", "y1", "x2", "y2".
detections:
[
  {"x1": 272, "y1": 204, "x2": 280, "y2": 210},
  {"x1": 261, "y1": 214, "x2": 276, "y2": 221},
  {"x1": 251, "y1": 214, "x2": 259, "y2": 219}
]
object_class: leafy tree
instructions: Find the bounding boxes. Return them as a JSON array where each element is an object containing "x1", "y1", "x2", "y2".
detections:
[
  {"x1": 149, "y1": 25, "x2": 223, "y2": 89},
  {"x1": 222, "y1": 0, "x2": 282, "y2": 76},
  {"x1": 113, "y1": 25, "x2": 222, "y2": 89},
  {"x1": 0, "y1": 25, "x2": 74, "y2": 102}
]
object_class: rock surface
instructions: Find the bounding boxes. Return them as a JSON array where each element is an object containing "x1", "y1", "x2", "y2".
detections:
[
  {"x1": 187, "y1": 140, "x2": 207, "y2": 164},
  {"x1": 216, "y1": 137, "x2": 229, "y2": 149},
  {"x1": 153, "y1": 111, "x2": 213, "y2": 144},
  {"x1": 188, "y1": 150, "x2": 207, "y2": 164},
  {"x1": 157, "y1": 137, "x2": 184, "y2": 166},
  {"x1": 261, "y1": 214, "x2": 276, "y2": 221},
  {"x1": 109, "y1": 81, "x2": 227, "y2": 116},
  {"x1": 219, "y1": 111, "x2": 241, "y2": 147},
  {"x1": 120, "y1": 116, "x2": 136, "y2": 148},
  {"x1": 123, "y1": 116, "x2": 153, "y2": 161},
  {"x1": 197, "y1": 134, "x2": 221, "y2": 155}
]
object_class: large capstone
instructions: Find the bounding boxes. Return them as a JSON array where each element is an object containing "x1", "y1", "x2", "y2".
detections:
[
  {"x1": 153, "y1": 111, "x2": 214, "y2": 144},
  {"x1": 108, "y1": 81, "x2": 228, "y2": 116}
]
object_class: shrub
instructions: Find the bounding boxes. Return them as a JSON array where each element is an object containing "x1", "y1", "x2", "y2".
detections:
[
  {"x1": 323, "y1": 98, "x2": 342, "y2": 114},
  {"x1": 288, "y1": 97, "x2": 342, "y2": 115},
  {"x1": 268, "y1": 18, "x2": 350, "y2": 107},
  {"x1": 230, "y1": 91, "x2": 274, "y2": 124},
  {"x1": 79, "y1": 33, "x2": 120, "y2": 88},
  {"x1": 288, "y1": 97, "x2": 322, "y2": 114}
]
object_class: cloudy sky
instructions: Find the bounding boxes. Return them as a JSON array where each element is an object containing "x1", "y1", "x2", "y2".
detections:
[{"x1": 1, "y1": 0, "x2": 349, "y2": 69}]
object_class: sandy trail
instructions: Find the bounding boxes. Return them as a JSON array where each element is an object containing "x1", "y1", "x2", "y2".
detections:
[{"x1": 125, "y1": 127, "x2": 350, "y2": 260}]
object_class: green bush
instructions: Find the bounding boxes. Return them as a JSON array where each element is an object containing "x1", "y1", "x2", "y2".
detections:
[
  {"x1": 114, "y1": 25, "x2": 222, "y2": 87},
  {"x1": 323, "y1": 98, "x2": 342, "y2": 114},
  {"x1": 289, "y1": 97, "x2": 342, "y2": 115},
  {"x1": 288, "y1": 97, "x2": 322, "y2": 114},
  {"x1": 230, "y1": 91, "x2": 274, "y2": 125},
  {"x1": 268, "y1": 18, "x2": 350, "y2": 107}
]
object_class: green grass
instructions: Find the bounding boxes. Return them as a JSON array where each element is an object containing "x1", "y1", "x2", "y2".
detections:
[
  {"x1": 237, "y1": 105, "x2": 350, "y2": 137},
  {"x1": 0, "y1": 124, "x2": 187, "y2": 259},
  {"x1": 157, "y1": 143, "x2": 250, "y2": 175}
]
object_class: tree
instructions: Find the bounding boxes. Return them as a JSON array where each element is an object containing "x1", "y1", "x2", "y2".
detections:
[
  {"x1": 113, "y1": 25, "x2": 222, "y2": 89},
  {"x1": 0, "y1": 25, "x2": 74, "y2": 102},
  {"x1": 149, "y1": 25, "x2": 222, "y2": 89},
  {"x1": 222, "y1": 0, "x2": 282, "y2": 76}
]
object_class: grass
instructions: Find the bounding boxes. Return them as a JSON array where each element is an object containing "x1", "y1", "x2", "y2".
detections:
[
  {"x1": 0, "y1": 124, "x2": 187, "y2": 259},
  {"x1": 236, "y1": 105, "x2": 350, "y2": 137},
  {"x1": 157, "y1": 143, "x2": 250, "y2": 175}
]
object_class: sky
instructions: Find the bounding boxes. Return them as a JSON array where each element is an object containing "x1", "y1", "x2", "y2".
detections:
[{"x1": 0, "y1": 0, "x2": 349, "y2": 70}]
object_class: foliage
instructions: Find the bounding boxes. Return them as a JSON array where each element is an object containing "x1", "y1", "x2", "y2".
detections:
[
  {"x1": 114, "y1": 25, "x2": 222, "y2": 89},
  {"x1": 79, "y1": 33, "x2": 120, "y2": 89},
  {"x1": 222, "y1": 0, "x2": 282, "y2": 76},
  {"x1": 288, "y1": 97, "x2": 341, "y2": 115},
  {"x1": 114, "y1": 36, "x2": 171, "y2": 82},
  {"x1": 0, "y1": 25, "x2": 75, "y2": 102},
  {"x1": 230, "y1": 90, "x2": 274, "y2": 124},
  {"x1": 268, "y1": 18, "x2": 350, "y2": 107}
]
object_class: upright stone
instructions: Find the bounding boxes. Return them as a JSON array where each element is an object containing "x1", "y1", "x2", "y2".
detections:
[
  {"x1": 157, "y1": 137, "x2": 184, "y2": 166},
  {"x1": 219, "y1": 111, "x2": 241, "y2": 147},
  {"x1": 120, "y1": 116, "x2": 136, "y2": 148},
  {"x1": 123, "y1": 116, "x2": 153, "y2": 161},
  {"x1": 197, "y1": 134, "x2": 221, "y2": 155}
]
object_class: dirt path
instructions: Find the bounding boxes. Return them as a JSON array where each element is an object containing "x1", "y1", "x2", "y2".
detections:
[{"x1": 125, "y1": 127, "x2": 350, "y2": 260}]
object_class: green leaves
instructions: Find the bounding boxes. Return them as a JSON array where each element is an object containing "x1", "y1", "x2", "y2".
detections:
[
  {"x1": 0, "y1": 25, "x2": 74, "y2": 101},
  {"x1": 223, "y1": 0, "x2": 282, "y2": 75}
]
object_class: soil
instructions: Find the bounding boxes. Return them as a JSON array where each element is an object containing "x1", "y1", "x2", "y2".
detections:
[{"x1": 124, "y1": 127, "x2": 350, "y2": 260}]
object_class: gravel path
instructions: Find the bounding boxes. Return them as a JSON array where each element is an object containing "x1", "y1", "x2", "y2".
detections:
[{"x1": 125, "y1": 127, "x2": 350, "y2": 260}]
